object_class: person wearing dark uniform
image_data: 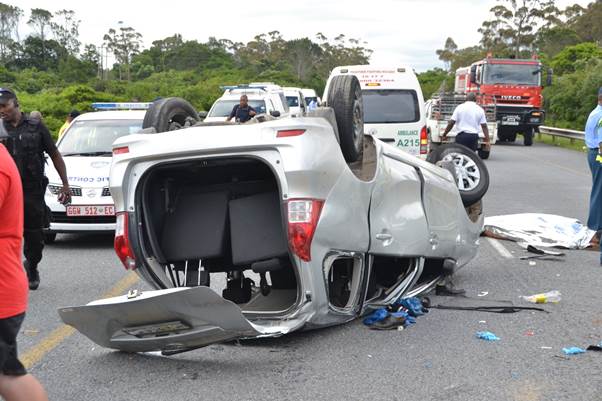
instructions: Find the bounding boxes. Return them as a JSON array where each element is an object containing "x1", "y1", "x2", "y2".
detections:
[
  {"x1": 227, "y1": 95, "x2": 257, "y2": 123},
  {"x1": 585, "y1": 87, "x2": 602, "y2": 265},
  {"x1": 0, "y1": 88, "x2": 71, "y2": 290}
]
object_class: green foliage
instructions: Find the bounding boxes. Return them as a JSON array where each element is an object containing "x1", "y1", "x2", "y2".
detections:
[
  {"x1": 550, "y1": 42, "x2": 602, "y2": 75},
  {"x1": 417, "y1": 68, "x2": 450, "y2": 98},
  {"x1": 544, "y1": 59, "x2": 602, "y2": 130}
]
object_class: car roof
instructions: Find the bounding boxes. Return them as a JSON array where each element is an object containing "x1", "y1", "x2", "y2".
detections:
[
  {"x1": 74, "y1": 110, "x2": 146, "y2": 121},
  {"x1": 216, "y1": 94, "x2": 269, "y2": 101}
]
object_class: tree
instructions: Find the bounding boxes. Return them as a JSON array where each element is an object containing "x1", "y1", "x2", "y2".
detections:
[
  {"x1": 550, "y1": 42, "x2": 602, "y2": 75},
  {"x1": 479, "y1": 0, "x2": 560, "y2": 57},
  {"x1": 51, "y1": 9, "x2": 80, "y2": 55},
  {"x1": 27, "y1": 8, "x2": 52, "y2": 41},
  {"x1": 535, "y1": 26, "x2": 581, "y2": 58},
  {"x1": 286, "y1": 38, "x2": 322, "y2": 81},
  {"x1": 0, "y1": 3, "x2": 22, "y2": 63},
  {"x1": 17, "y1": 36, "x2": 68, "y2": 71},
  {"x1": 436, "y1": 37, "x2": 458, "y2": 70},
  {"x1": 569, "y1": 1, "x2": 602, "y2": 44},
  {"x1": 103, "y1": 25, "x2": 143, "y2": 81}
]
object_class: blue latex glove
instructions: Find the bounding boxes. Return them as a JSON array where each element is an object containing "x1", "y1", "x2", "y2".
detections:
[
  {"x1": 399, "y1": 297, "x2": 426, "y2": 317},
  {"x1": 476, "y1": 331, "x2": 500, "y2": 341},
  {"x1": 562, "y1": 347, "x2": 586, "y2": 355},
  {"x1": 363, "y1": 308, "x2": 388, "y2": 326}
]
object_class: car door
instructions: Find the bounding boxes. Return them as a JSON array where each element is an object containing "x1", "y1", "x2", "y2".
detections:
[
  {"x1": 59, "y1": 286, "x2": 264, "y2": 354},
  {"x1": 368, "y1": 147, "x2": 430, "y2": 257}
]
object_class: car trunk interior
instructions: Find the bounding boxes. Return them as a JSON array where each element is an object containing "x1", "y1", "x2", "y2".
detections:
[{"x1": 137, "y1": 157, "x2": 299, "y2": 315}]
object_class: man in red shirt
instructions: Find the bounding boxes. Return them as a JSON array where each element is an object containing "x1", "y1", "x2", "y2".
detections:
[{"x1": 0, "y1": 131, "x2": 47, "y2": 400}]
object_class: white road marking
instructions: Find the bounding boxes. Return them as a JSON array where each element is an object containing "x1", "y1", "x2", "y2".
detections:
[{"x1": 486, "y1": 237, "x2": 514, "y2": 259}]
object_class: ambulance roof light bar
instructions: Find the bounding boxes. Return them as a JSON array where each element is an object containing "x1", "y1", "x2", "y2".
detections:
[{"x1": 91, "y1": 102, "x2": 152, "y2": 110}]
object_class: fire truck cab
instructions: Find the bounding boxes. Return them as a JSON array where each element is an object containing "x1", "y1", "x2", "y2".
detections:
[{"x1": 455, "y1": 56, "x2": 552, "y2": 146}]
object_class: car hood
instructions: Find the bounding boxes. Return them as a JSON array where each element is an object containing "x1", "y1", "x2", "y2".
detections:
[{"x1": 46, "y1": 155, "x2": 112, "y2": 188}]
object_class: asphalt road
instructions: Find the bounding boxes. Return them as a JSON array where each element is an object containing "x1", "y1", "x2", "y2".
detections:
[{"x1": 20, "y1": 141, "x2": 602, "y2": 401}]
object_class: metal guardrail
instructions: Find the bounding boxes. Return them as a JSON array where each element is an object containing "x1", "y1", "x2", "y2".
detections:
[{"x1": 538, "y1": 126, "x2": 585, "y2": 143}]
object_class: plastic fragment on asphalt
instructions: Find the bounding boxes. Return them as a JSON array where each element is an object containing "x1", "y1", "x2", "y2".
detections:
[
  {"x1": 541, "y1": 346, "x2": 552, "y2": 350},
  {"x1": 479, "y1": 320, "x2": 487, "y2": 324},
  {"x1": 520, "y1": 290, "x2": 561, "y2": 304},
  {"x1": 476, "y1": 331, "x2": 500, "y2": 341},
  {"x1": 529, "y1": 261, "x2": 537, "y2": 266},
  {"x1": 562, "y1": 347, "x2": 586, "y2": 355},
  {"x1": 525, "y1": 330, "x2": 535, "y2": 336},
  {"x1": 477, "y1": 291, "x2": 489, "y2": 297},
  {"x1": 586, "y1": 345, "x2": 602, "y2": 352}
]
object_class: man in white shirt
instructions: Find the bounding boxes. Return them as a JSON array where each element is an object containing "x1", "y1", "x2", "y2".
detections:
[{"x1": 441, "y1": 93, "x2": 491, "y2": 152}]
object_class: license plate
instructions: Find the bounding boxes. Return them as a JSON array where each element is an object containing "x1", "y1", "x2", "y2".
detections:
[
  {"x1": 502, "y1": 116, "x2": 520, "y2": 126},
  {"x1": 66, "y1": 205, "x2": 115, "y2": 216},
  {"x1": 501, "y1": 121, "x2": 519, "y2": 126}
]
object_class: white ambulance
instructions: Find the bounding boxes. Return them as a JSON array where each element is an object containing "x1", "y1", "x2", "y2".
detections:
[{"x1": 324, "y1": 65, "x2": 427, "y2": 159}]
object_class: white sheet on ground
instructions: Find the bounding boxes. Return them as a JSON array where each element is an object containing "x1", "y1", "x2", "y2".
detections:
[{"x1": 484, "y1": 213, "x2": 596, "y2": 249}]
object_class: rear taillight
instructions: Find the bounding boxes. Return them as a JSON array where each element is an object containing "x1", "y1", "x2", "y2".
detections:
[
  {"x1": 113, "y1": 146, "x2": 129, "y2": 155},
  {"x1": 287, "y1": 199, "x2": 324, "y2": 262},
  {"x1": 420, "y1": 126, "x2": 428, "y2": 155},
  {"x1": 277, "y1": 129, "x2": 306, "y2": 138},
  {"x1": 114, "y1": 212, "x2": 136, "y2": 270}
]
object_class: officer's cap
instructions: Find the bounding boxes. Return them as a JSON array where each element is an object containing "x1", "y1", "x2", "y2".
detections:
[{"x1": 0, "y1": 88, "x2": 16, "y2": 105}]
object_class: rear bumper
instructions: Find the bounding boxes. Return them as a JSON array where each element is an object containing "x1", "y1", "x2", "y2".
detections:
[{"x1": 48, "y1": 212, "x2": 115, "y2": 233}]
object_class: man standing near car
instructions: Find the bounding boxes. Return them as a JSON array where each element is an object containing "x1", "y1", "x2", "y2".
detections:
[
  {"x1": 0, "y1": 130, "x2": 48, "y2": 401},
  {"x1": 441, "y1": 93, "x2": 491, "y2": 152},
  {"x1": 0, "y1": 88, "x2": 71, "y2": 290},
  {"x1": 227, "y1": 95, "x2": 257, "y2": 123},
  {"x1": 585, "y1": 87, "x2": 602, "y2": 265}
]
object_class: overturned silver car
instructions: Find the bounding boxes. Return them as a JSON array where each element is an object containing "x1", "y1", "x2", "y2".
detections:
[{"x1": 59, "y1": 76, "x2": 489, "y2": 355}]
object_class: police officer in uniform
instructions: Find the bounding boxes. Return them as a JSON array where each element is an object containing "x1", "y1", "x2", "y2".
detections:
[{"x1": 0, "y1": 88, "x2": 71, "y2": 290}]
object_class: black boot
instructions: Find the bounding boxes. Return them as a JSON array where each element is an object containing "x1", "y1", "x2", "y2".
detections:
[
  {"x1": 435, "y1": 282, "x2": 465, "y2": 296},
  {"x1": 24, "y1": 260, "x2": 40, "y2": 290}
]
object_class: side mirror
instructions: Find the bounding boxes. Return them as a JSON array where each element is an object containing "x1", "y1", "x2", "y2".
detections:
[
  {"x1": 470, "y1": 65, "x2": 477, "y2": 84},
  {"x1": 198, "y1": 111, "x2": 208, "y2": 119},
  {"x1": 546, "y1": 68, "x2": 553, "y2": 86},
  {"x1": 270, "y1": 110, "x2": 281, "y2": 117}
]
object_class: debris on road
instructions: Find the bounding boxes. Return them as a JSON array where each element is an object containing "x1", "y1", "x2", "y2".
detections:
[
  {"x1": 586, "y1": 345, "x2": 602, "y2": 352},
  {"x1": 524, "y1": 330, "x2": 535, "y2": 336},
  {"x1": 476, "y1": 331, "x2": 500, "y2": 341},
  {"x1": 483, "y1": 214, "x2": 597, "y2": 249},
  {"x1": 529, "y1": 261, "x2": 537, "y2": 266},
  {"x1": 541, "y1": 346, "x2": 553, "y2": 350},
  {"x1": 477, "y1": 291, "x2": 489, "y2": 297},
  {"x1": 363, "y1": 297, "x2": 427, "y2": 330},
  {"x1": 562, "y1": 347, "x2": 586, "y2": 355},
  {"x1": 520, "y1": 290, "x2": 561, "y2": 304}
]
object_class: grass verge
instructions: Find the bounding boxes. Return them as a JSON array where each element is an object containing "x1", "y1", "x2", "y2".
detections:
[{"x1": 535, "y1": 133, "x2": 587, "y2": 152}]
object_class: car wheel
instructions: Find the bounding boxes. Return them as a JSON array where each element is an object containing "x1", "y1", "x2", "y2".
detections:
[
  {"x1": 428, "y1": 144, "x2": 489, "y2": 206},
  {"x1": 326, "y1": 75, "x2": 364, "y2": 162},
  {"x1": 44, "y1": 232, "x2": 57, "y2": 244},
  {"x1": 477, "y1": 149, "x2": 490, "y2": 159},
  {"x1": 142, "y1": 97, "x2": 199, "y2": 133},
  {"x1": 523, "y1": 128, "x2": 533, "y2": 146}
]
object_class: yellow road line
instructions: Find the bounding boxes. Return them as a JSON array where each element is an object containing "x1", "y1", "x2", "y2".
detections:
[{"x1": 21, "y1": 272, "x2": 140, "y2": 369}]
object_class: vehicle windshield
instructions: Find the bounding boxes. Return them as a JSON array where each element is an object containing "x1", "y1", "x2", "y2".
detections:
[
  {"x1": 483, "y1": 63, "x2": 541, "y2": 85},
  {"x1": 362, "y1": 90, "x2": 419, "y2": 124},
  {"x1": 59, "y1": 119, "x2": 142, "y2": 156},
  {"x1": 208, "y1": 99, "x2": 267, "y2": 117},
  {"x1": 286, "y1": 96, "x2": 300, "y2": 107}
]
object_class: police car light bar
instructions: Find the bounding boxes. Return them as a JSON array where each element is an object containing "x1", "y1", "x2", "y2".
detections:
[
  {"x1": 91, "y1": 102, "x2": 152, "y2": 110},
  {"x1": 220, "y1": 85, "x2": 268, "y2": 92}
]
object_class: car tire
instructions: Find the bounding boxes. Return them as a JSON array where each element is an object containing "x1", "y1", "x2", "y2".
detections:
[
  {"x1": 44, "y1": 232, "x2": 57, "y2": 244},
  {"x1": 523, "y1": 128, "x2": 533, "y2": 146},
  {"x1": 326, "y1": 75, "x2": 364, "y2": 162},
  {"x1": 428, "y1": 144, "x2": 489, "y2": 206},
  {"x1": 478, "y1": 149, "x2": 490, "y2": 159},
  {"x1": 142, "y1": 97, "x2": 199, "y2": 133}
]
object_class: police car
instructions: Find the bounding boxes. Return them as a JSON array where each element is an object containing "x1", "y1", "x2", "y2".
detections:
[{"x1": 44, "y1": 103, "x2": 148, "y2": 242}]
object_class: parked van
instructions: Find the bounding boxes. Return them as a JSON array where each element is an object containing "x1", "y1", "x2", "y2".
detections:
[
  {"x1": 324, "y1": 65, "x2": 427, "y2": 159},
  {"x1": 283, "y1": 87, "x2": 307, "y2": 116}
]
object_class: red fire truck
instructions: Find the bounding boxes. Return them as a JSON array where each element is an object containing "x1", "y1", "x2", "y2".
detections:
[{"x1": 455, "y1": 55, "x2": 552, "y2": 146}]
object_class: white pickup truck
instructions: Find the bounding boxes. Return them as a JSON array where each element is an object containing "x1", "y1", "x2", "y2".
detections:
[{"x1": 425, "y1": 94, "x2": 497, "y2": 160}]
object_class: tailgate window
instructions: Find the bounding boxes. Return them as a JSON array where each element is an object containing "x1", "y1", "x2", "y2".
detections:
[{"x1": 362, "y1": 90, "x2": 419, "y2": 124}]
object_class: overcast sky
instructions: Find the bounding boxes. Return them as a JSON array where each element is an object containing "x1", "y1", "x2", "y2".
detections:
[{"x1": 14, "y1": 0, "x2": 590, "y2": 71}]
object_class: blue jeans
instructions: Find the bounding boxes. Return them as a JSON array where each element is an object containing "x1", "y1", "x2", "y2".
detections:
[{"x1": 587, "y1": 148, "x2": 602, "y2": 263}]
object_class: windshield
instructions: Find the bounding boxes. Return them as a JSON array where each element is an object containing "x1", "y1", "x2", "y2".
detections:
[
  {"x1": 59, "y1": 119, "x2": 142, "y2": 155},
  {"x1": 362, "y1": 90, "x2": 419, "y2": 124},
  {"x1": 286, "y1": 96, "x2": 300, "y2": 107},
  {"x1": 483, "y1": 63, "x2": 541, "y2": 85},
  {"x1": 208, "y1": 99, "x2": 267, "y2": 117}
]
